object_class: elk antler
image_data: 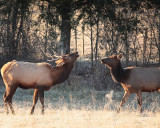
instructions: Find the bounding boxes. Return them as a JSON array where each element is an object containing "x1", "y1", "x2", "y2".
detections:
[{"x1": 40, "y1": 49, "x2": 62, "y2": 61}]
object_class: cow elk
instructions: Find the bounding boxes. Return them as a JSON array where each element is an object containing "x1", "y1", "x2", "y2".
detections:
[
  {"x1": 1, "y1": 52, "x2": 79, "y2": 114},
  {"x1": 101, "y1": 54, "x2": 160, "y2": 113}
]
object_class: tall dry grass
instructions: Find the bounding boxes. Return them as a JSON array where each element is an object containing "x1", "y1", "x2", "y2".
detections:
[{"x1": 1, "y1": 107, "x2": 160, "y2": 128}]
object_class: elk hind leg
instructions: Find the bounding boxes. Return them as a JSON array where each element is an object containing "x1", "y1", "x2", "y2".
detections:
[
  {"x1": 30, "y1": 89, "x2": 38, "y2": 115},
  {"x1": 5, "y1": 86, "x2": 17, "y2": 114},
  {"x1": 38, "y1": 87, "x2": 45, "y2": 114},
  {"x1": 3, "y1": 91, "x2": 9, "y2": 114},
  {"x1": 137, "y1": 91, "x2": 142, "y2": 113}
]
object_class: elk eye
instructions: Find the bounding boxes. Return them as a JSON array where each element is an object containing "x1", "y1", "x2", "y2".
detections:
[
  {"x1": 63, "y1": 56, "x2": 71, "y2": 59},
  {"x1": 67, "y1": 56, "x2": 71, "y2": 59}
]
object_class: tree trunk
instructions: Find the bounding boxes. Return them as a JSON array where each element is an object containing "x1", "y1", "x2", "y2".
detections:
[
  {"x1": 125, "y1": 31, "x2": 129, "y2": 66},
  {"x1": 6, "y1": 4, "x2": 11, "y2": 59},
  {"x1": 17, "y1": 11, "x2": 24, "y2": 42},
  {"x1": 44, "y1": 3, "x2": 50, "y2": 55},
  {"x1": 74, "y1": 27, "x2": 77, "y2": 51},
  {"x1": 149, "y1": 29, "x2": 153, "y2": 61},
  {"x1": 16, "y1": 2, "x2": 25, "y2": 58},
  {"x1": 74, "y1": 27, "x2": 78, "y2": 73},
  {"x1": 133, "y1": 35, "x2": 137, "y2": 66},
  {"x1": 91, "y1": 24, "x2": 93, "y2": 68},
  {"x1": 60, "y1": 14, "x2": 71, "y2": 55},
  {"x1": 133, "y1": 11, "x2": 138, "y2": 66},
  {"x1": 82, "y1": 26, "x2": 85, "y2": 55},
  {"x1": 111, "y1": 22, "x2": 117, "y2": 54},
  {"x1": 22, "y1": 29, "x2": 28, "y2": 58},
  {"x1": 45, "y1": 20, "x2": 48, "y2": 54},
  {"x1": 9, "y1": 0, "x2": 19, "y2": 60},
  {"x1": 95, "y1": 16, "x2": 99, "y2": 63},
  {"x1": 158, "y1": 13, "x2": 160, "y2": 64},
  {"x1": 143, "y1": 29, "x2": 148, "y2": 64}
]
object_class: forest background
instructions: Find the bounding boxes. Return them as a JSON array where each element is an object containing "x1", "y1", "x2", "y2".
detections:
[{"x1": 0, "y1": 0, "x2": 160, "y2": 90}]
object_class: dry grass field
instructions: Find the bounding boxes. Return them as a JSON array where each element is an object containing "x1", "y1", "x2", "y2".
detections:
[
  {"x1": 0, "y1": 79, "x2": 160, "y2": 128},
  {"x1": 1, "y1": 108, "x2": 160, "y2": 128}
]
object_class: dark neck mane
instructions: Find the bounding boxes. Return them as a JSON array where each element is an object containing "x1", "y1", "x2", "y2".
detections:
[
  {"x1": 51, "y1": 63, "x2": 74, "y2": 85},
  {"x1": 110, "y1": 61, "x2": 124, "y2": 83}
]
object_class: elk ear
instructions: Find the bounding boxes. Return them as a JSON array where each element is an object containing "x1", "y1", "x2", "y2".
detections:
[{"x1": 117, "y1": 54, "x2": 122, "y2": 60}]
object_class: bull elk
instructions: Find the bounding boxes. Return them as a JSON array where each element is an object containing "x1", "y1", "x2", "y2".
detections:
[
  {"x1": 1, "y1": 52, "x2": 79, "y2": 114},
  {"x1": 101, "y1": 54, "x2": 160, "y2": 113}
]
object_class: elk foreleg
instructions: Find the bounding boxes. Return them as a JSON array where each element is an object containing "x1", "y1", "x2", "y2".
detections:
[
  {"x1": 117, "y1": 91, "x2": 130, "y2": 113},
  {"x1": 38, "y1": 87, "x2": 45, "y2": 114},
  {"x1": 136, "y1": 90, "x2": 142, "y2": 113},
  {"x1": 30, "y1": 89, "x2": 38, "y2": 115}
]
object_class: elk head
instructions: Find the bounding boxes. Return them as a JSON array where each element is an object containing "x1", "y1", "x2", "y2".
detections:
[
  {"x1": 56, "y1": 52, "x2": 79, "y2": 66},
  {"x1": 101, "y1": 54, "x2": 122, "y2": 69}
]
